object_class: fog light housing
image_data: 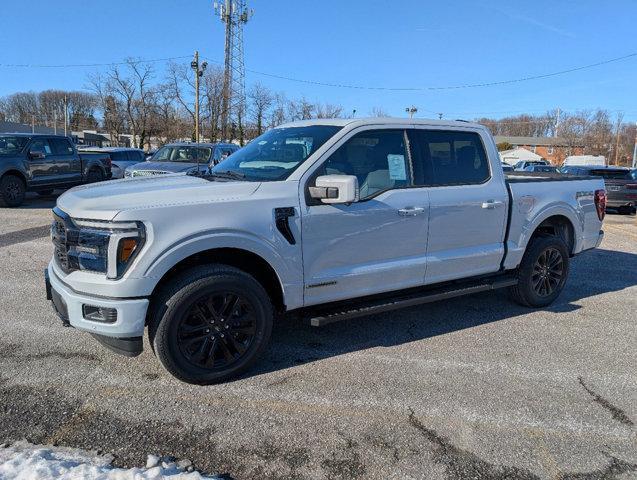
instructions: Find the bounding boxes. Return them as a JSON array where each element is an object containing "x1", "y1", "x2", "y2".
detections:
[{"x1": 82, "y1": 305, "x2": 118, "y2": 323}]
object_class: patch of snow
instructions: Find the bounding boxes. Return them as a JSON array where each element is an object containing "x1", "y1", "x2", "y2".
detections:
[{"x1": 0, "y1": 441, "x2": 226, "y2": 480}]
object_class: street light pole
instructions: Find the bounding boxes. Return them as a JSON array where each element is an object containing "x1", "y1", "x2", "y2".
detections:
[
  {"x1": 405, "y1": 106, "x2": 418, "y2": 119},
  {"x1": 632, "y1": 121, "x2": 637, "y2": 168},
  {"x1": 191, "y1": 51, "x2": 208, "y2": 143}
]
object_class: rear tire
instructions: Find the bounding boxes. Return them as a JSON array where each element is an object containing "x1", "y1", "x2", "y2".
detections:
[
  {"x1": 148, "y1": 265, "x2": 273, "y2": 385},
  {"x1": 618, "y1": 206, "x2": 633, "y2": 215},
  {"x1": 0, "y1": 174, "x2": 26, "y2": 207},
  {"x1": 509, "y1": 235, "x2": 569, "y2": 308},
  {"x1": 86, "y1": 169, "x2": 104, "y2": 183}
]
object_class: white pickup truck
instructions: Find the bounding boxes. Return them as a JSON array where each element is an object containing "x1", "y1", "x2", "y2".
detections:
[{"x1": 45, "y1": 118, "x2": 606, "y2": 384}]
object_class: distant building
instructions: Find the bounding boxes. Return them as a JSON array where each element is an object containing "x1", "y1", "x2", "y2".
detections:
[
  {"x1": 494, "y1": 135, "x2": 584, "y2": 165},
  {"x1": 73, "y1": 130, "x2": 111, "y2": 148},
  {"x1": 0, "y1": 120, "x2": 59, "y2": 135}
]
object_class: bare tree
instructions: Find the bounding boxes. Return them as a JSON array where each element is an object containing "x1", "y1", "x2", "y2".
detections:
[
  {"x1": 316, "y1": 102, "x2": 343, "y2": 119},
  {"x1": 248, "y1": 82, "x2": 273, "y2": 136},
  {"x1": 369, "y1": 106, "x2": 389, "y2": 117},
  {"x1": 202, "y1": 66, "x2": 225, "y2": 142}
]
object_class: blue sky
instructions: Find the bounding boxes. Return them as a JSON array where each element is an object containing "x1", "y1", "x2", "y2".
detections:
[{"x1": 1, "y1": 0, "x2": 636, "y2": 121}]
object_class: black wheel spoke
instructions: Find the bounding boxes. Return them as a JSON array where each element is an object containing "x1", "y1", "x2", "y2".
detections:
[
  {"x1": 177, "y1": 290, "x2": 258, "y2": 371},
  {"x1": 532, "y1": 247, "x2": 564, "y2": 297}
]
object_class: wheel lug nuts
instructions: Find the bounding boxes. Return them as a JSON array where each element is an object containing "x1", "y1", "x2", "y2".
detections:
[{"x1": 220, "y1": 334, "x2": 224, "y2": 338}]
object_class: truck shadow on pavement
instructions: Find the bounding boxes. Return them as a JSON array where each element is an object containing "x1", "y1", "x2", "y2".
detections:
[{"x1": 249, "y1": 247, "x2": 637, "y2": 378}]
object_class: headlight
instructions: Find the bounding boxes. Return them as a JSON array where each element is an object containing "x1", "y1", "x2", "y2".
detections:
[{"x1": 68, "y1": 219, "x2": 145, "y2": 279}]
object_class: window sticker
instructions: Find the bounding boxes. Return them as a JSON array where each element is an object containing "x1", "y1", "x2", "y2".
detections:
[
  {"x1": 44, "y1": 145, "x2": 52, "y2": 154},
  {"x1": 387, "y1": 154, "x2": 406, "y2": 180}
]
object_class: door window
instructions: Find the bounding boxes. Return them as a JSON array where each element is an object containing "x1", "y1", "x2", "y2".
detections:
[
  {"x1": 29, "y1": 138, "x2": 52, "y2": 156},
  {"x1": 319, "y1": 129, "x2": 411, "y2": 200},
  {"x1": 49, "y1": 138, "x2": 74, "y2": 156},
  {"x1": 411, "y1": 130, "x2": 490, "y2": 186}
]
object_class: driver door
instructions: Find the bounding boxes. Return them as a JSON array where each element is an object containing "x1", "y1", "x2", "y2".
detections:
[
  {"x1": 301, "y1": 128, "x2": 430, "y2": 306},
  {"x1": 26, "y1": 138, "x2": 58, "y2": 186}
]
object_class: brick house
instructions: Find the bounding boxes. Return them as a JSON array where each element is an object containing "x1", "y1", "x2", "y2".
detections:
[{"x1": 494, "y1": 136, "x2": 585, "y2": 165}]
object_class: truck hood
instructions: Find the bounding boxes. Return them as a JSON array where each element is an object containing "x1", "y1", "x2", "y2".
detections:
[{"x1": 56, "y1": 175, "x2": 260, "y2": 221}]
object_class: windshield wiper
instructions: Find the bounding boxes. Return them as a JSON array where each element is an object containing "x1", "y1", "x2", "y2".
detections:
[{"x1": 208, "y1": 170, "x2": 246, "y2": 181}]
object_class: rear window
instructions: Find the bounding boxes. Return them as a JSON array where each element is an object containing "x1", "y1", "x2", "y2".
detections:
[
  {"x1": 49, "y1": 137, "x2": 74, "y2": 156},
  {"x1": 589, "y1": 169, "x2": 633, "y2": 180},
  {"x1": 411, "y1": 130, "x2": 490, "y2": 185}
]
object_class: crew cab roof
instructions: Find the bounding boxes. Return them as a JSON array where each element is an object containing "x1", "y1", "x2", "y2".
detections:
[{"x1": 276, "y1": 117, "x2": 485, "y2": 130}]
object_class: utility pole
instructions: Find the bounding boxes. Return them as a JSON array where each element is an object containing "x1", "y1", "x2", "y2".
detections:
[
  {"x1": 53, "y1": 111, "x2": 57, "y2": 135},
  {"x1": 632, "y1": 121, "x2": 637, "y2": 169},
  {"x1": 215, "y1": 0, "x2": 253, "y2": 142},
  {"x1": 31, "y1": 116, "x2": 35, "y2": 134},
  {"x1": 614, "y1": 115, "x2": 622, "y2": 165},
  {"x1": 63, "y1": 95, "x2": 68, "y2": 136},
  {"x1": 555, "y1": 107, "x2": 561, "y2": 137},
  {"x1": 405, "y1": 106, "x2": 418, "y2": 119},
  {"x1": 191, "y1": 51, "x2": 207, "y2": 143}
]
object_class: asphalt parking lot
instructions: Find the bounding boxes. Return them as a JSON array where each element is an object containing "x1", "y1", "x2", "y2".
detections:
[{"x1": 1, "y1": 193, "x2": 636, "y2": 480}]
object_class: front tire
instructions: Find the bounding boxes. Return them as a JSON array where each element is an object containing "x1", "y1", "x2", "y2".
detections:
[
  {"x1": 509, "y1": 235, "x2": 569, "y2": 307},
  {"x1": 0, "y1": 174, "x2": 26, "y2": 207},
  {"x1": 149, "y1": 265, "x2": 273, "y2": 384}
]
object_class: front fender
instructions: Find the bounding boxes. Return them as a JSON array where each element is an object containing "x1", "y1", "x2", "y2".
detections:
[{"x1": 142, "y1": 229, "x2": 303, "y2": 310}]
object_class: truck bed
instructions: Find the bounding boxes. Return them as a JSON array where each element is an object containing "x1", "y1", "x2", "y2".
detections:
[{"x1": 505, "y1": 171, "x2": 594, "y2": 183}]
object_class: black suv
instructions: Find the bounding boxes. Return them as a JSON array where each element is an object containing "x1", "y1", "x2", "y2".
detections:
[
  {"x1": 0, "y1": 133, "x2": 111, "y2": 207},
  {"x1": 561, "y1": 165, "x2": 637, "y2": 214}
]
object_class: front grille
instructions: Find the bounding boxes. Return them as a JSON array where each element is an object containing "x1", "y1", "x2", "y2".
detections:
[
  {"x1": 131, "y1": 170, "x2": 170, "y2": 177},
  {"x1": 51, "y1": 209, "x2": 79, "y2": 274}
]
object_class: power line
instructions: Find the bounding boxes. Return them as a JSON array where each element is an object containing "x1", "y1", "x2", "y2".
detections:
[
  {"x1": 0, "y1": 55, "x2": 192, "y2": 68},
  {"x1": 240, "y1": 52, "x2": 637, "y2": 91}
]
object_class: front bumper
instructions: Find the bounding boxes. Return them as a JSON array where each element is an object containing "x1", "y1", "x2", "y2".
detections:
[{"x1": 46, "y1": 263, "x2": 149, "y2": 340}]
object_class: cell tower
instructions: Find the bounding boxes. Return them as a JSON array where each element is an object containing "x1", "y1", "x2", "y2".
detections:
[{"x1": 214, "y1": 0, "x2": 253, "y2": 142}]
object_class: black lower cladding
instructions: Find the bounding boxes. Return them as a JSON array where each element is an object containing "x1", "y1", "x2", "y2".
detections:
[{"x1": 91, "y1": 333, "x2": 143, "y2": 357}]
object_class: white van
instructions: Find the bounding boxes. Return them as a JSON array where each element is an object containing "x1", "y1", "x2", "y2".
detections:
[{"x1": 563, "y1": 155, "x2": 606, "y2": 167}]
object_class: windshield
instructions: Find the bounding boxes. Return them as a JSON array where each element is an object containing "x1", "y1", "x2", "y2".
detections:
[
  {"x1": 211, "y1": 125, "x2": 343, "y2": 181},
  {"x1": 152, "y1": 145, "x2": 212, "y2": 163},
  {"x1": 0, "y1": 135, "x2": 29, "y2": 155}
]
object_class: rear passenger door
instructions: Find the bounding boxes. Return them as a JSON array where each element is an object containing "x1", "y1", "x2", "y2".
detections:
[
  {"x1": 48, "y1": 137, "x2": 82, "y2": 184},
  {"x1": 409, "y1": 128, "x2": 509, "y2": 284}
]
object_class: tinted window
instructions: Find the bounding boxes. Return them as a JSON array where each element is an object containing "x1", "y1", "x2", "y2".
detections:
[
  {"x1": 29, "y1": 138, "x2": 52, "y2": 156},
  {"x1": 589, "y1": 169, "x2": 633, "y2": 180},
  {"x1": 110, "y1": 151, "x2": 128, "y2": 162},
  {"x1": 212, "y1": 126, "x2": 342, "y2": 181},
  {"x1": 154, "y1": 146, "x2": 212, "y2": 163},
  {"x1": 319, "y1": 129, "x2": 411, "y2": 200},
  {"x1": 49, "y1": 138, "x2": 74, "y2": 156},
  {"x1": 0, "y1": 135, "x2": 29, "y2": 155},
  {"x1": 411, "y1": 130, "x2": 490, "y2": 185}
]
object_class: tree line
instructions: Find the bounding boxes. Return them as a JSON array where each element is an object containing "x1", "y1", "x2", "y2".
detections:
[
  {"x1": 477, "y1": 109, "x2": 636, "y2": 165},
  {"x1": 0, "y1": 58, "x2": 634, "y2": 164}
]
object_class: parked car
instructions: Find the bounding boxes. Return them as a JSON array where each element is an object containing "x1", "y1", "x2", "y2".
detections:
[
  {"x1": 80, "y1": 147, "x2": 146, "y2": 179},
  {"x1": 45, "y1": 118, "x2": 605, "y2": 384},
  {"x1": 514, "y1": 159, "x2": 549, "y2": 171},
  {"x1": 501, "y1": 162, "x2": 514, "y2": 172},
  {"x1": 124, "y1": 142, "x2": 239, "y2": 177},
  {"x1": 0, "y1": 133, "x2": 111, "y2": 207},
  {"x1": 560, "y1": 165, "x2": 636, "y2": 214},
  {"x1": 523, "y1": 165, "x2": 558, "y2": 173}
]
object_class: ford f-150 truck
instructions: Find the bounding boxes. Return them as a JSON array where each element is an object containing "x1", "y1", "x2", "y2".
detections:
[
  {"x1": 0, "y1": 133, "x2": 112, "y2": 207},
  {"x1": 45, "y1": 118, "x2": 606, "y2": 384}
]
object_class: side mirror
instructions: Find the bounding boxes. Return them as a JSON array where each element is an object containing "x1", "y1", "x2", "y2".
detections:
[
  {"x1": 29, "y1": 150, "x2": 46, "y2": 160},
  {"x1": 309, "y1": 175, "x2": 358, "y2": 204}
]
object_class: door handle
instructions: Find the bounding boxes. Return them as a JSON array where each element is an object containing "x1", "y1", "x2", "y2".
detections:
[
  {"x1": 481, "y1": 200, "x2": 503, "y2": 209},
  {"x1": 398, "y1": 207, "x2": 425, "y2": 216}
]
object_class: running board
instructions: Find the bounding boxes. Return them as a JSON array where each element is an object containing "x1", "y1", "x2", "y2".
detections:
[{"x1": 307, "y1": 276, "x2": 518, "y2": 327}]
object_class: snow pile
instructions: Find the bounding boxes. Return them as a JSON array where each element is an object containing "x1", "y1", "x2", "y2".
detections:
[{"x1": 0, "y1": 441, "x2": 226, "y2": 479}]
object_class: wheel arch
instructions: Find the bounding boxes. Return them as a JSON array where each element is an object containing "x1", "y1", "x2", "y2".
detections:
[
  {"x1": 147, "y1": 247, "x2": 287, "y2": 320},
  {"x1": 529, "y1": 214, "x2": 576, "y2": 255},
  {"x1": 1, "y1": 169, "x2": 27, "y2": 186}
]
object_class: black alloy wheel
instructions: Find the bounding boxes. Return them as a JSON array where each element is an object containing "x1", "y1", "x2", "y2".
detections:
[
  {"x1": 0, "y1": 175, "x2": 26, "y2": 207},
  {"x1": 177, "y1": 292, "x2": 257, "y2": 370},
  {"x1": 531, "y1": 247, "x2": 564, "y2": 297}
]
